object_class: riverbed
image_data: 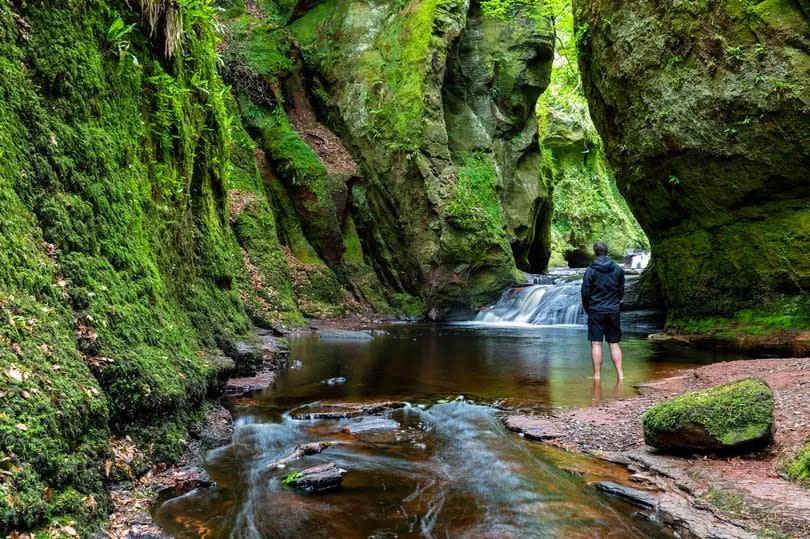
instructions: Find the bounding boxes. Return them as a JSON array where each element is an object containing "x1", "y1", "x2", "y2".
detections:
[{"x1": 153, "y1": 323, "x2": 744, "y2": 538}]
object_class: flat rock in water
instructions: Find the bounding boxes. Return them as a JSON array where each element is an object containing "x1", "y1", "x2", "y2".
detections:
[
  {"x1": 342, "y1": 417, "x2": 399, "y2": 435},
  {"x1": 319, "y1": 329, "x2": 375, "y2": 342},
  {"x1": 322, "y1": 377, "x2": 346, "y2": 386},
  {"x1": 286, "y1": 462, "x2": 345, "y2": 493},
  {"x1": 291, "y1": 401, "x2": 407, "y2": 420},
  {"x1": 154, "y1": 467, "x2": 214, "y2": 501},
  {"x1": 589, "y1": 481, "x2": 657, "y2": 509},
  {"x1": 502, "y1": 416, "x2": 564, "y2": 440}
]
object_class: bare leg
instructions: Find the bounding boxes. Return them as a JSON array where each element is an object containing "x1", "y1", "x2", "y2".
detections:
[
  {"x1": 592, "y1": 378, "x2": 602, "y2": 403},
  {"x1": 591, "y1": 341, "x2": 602, "y2": 380},
  {"x1": 608, "y1": 342, "x2": 624, "y2": 381}
]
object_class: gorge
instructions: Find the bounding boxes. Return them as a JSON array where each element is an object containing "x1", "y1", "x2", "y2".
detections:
[{"x1": 0, "y1": 0, "x2": 808, "y2": 536}]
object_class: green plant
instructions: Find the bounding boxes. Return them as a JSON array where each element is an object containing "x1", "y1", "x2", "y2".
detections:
[
  {"x1": 281, "y1": 472, "x2": 303, "y2": 485},
  {"x1": 668, "y1": 175, "x2": 681, "y2": 185},
  {"x1": 107, "y1": 17, "x2": 138, "y2": 64}
]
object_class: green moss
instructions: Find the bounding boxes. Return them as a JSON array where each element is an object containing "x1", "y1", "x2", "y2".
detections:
[
  {"x1": 643, "y1": 378, "x2": 774, "y2": 449},
  {"x1": 446, "y1": 152, "x2": 505, "y2": 238},
  {"x1": 783, "y1": 439, "x2": 810, "y2": 488},
  {"x1": 0, "y1": 1, "x2": 259, "y2": 533}
]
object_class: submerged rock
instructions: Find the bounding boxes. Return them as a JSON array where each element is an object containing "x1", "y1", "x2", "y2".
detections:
[
  {"x1": 319, "y1": 329, "x2": 375, "y2": 342},
  {"x1": 642, "y1": 378, "x2": 774, "y2": 452},
  {"x1": 589, "y1": 481, "x2": 657, "y2": 510},
  {"x1": 283, "y1": 462, "x2": 346, "y2": 493},
  {"x1": 342, "y1": 417, "x2": 399, "y2": 435},
  {"x1": 290, "y1": 401, "x2": 407, "y2": 420}
]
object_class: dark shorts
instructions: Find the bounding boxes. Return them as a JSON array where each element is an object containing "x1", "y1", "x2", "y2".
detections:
[{"x1": 588, "y1": 312, "x2": 622, "y2": 343}]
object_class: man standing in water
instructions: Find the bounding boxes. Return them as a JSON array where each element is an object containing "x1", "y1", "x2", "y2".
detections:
[{"x1": 581, "y1": 242, "x2": 625, "y2": 381}]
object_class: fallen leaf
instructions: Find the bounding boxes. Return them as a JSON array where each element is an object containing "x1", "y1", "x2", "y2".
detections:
[
  {"x1": 61, "y1": 526, "x2": 77, "y2": 537},
  {"x1": 20, "y1": 391, "x2": 31, "y2": 400},
  {"x1": 83, "y1": 495, "x2": 96, "y2": 510},
  {"x1": 43, "y1": 487, "x2": 52, "y2": 501},
  {"x1": 104, "y1": 460, "x2": 112, "y2": 477},
  {"x1": 15, "y1": 423, "x2": 27, "y2": 431}
]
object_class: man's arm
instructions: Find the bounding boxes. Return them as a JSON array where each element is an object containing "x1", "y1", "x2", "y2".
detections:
[
  {"x1": 581, "y1": 269, "x2": 592, "y2": 313},
  {"x1": 618, "y1": 267, "x2": 625, "y2": 298}
]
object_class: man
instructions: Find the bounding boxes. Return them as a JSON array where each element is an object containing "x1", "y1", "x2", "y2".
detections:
[{"x1": 580, "y1": 241, "x2": 625, "y2": 381}]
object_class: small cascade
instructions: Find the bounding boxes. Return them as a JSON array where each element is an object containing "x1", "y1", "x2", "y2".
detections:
[{"x1": 475, "y1": 281, "x2": 586, "y2": 325}]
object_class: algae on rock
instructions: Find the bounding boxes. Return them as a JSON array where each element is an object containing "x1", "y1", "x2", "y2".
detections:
[
  {"x1": 290, "y1": 0, "x2": 556, "y2": 313},
  {"x1": 643, "y1": 378, "x2": 774, "y2": 451}
]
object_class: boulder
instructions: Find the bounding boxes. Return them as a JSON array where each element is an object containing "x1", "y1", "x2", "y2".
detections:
[
  {"x1": 642, "y1": 378, "x2": 774, "y2": 452},
  {"x1": 282, "y1": 462, "x2": 345, "y2": 493}
]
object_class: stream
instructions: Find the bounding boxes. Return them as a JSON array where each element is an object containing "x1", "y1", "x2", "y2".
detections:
[{"x1": 153, "y1": 289, "x2": 746, "y2": 538}]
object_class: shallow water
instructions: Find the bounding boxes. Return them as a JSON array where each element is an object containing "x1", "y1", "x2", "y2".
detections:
[{"x1": 153, "y1": 323, "x2": 744, "y2": 538}]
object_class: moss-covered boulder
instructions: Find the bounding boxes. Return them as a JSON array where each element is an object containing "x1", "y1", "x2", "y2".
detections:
[
  {"x1": 643, "y1": 378, "x2": 774, "y2": 452},
  {"x1": 575, "y1": 0, "x2": 810, "y2": 324}
]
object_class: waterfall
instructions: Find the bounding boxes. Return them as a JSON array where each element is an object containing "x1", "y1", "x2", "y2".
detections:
[{"x1": 474, "y1": 281, "x2": 586, "y2": 325}]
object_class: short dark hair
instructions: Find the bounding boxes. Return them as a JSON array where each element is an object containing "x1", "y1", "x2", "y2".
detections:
[{"x1": 593, "y1": 241, "x2": 608, "y2": 256}]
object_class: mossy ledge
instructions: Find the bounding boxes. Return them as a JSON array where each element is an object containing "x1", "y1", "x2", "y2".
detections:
[{"x1": 642, "y1": 378, "x2": 774, "y2": 452}]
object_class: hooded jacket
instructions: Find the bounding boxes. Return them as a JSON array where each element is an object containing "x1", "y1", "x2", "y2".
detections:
[{"x1": 581, "y1": 256, "x2": 625, "y2": 314}]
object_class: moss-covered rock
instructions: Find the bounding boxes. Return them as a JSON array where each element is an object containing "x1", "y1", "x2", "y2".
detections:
[
  {"x1": 0, "y1": 0, "x2": 276, "y2": 533},
  {"x1": 642, "y1": 378, "x2": 774, "y2": 452},
  {"x1": 575, "y1": 0, "x2": 810, "y2": 325},
  {"x1": 289, "y1": 0, "x2": 555, "y2": 312}
]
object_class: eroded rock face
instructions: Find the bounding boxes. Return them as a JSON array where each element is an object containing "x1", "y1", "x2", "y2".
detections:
[
  {"x1": 291, "y1": 0, "x2": 554, "y2": 311},
  {"x1": 575, "y1": 0, "x2": 810, "y2": 319}
]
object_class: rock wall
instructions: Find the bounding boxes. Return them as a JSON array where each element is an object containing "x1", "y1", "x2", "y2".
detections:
[
  {"x1": 575, "y1": 0, "x2": 810, "y2": 323},
  {"x1": 288, "y1": 0, "x2": 555, "y2": 313},
  {"x1": 0, "y1": 1, "x2": 301, "y2": 533}
]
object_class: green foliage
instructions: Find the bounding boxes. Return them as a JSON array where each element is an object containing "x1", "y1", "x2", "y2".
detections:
[
  {"x1": 0, "y1": 0, "x2": 255, "y2": 533},
  {"x1": 783, "y1": 440, "x2": 810, "y2": 488},
  {"x1": 281, "y1": 471, "x2": 302, "y2": 485},
  {"x1": 643, "y1": 378, "x2": 774, "y2": 448}
]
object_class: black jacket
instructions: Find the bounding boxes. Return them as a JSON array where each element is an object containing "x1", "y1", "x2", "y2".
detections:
[{"x1": 581, "y1": 256, "x2": 625, "y2": 314}]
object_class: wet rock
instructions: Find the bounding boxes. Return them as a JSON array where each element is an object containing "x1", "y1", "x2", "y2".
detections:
[
  {"x1": 290, "y1": 401, "x2": 407, "y2": 420},
  {"x1": 257, "y1": 330, "x2": 291, "y2": 370},
  {"x1": 217, "y1": 336, "x2": 263, "y2": 376},
  {"x1": 502, "y1": 416, "x2": 564, "y2": 441},
  {"x1": 268, "y1": 442, "x2": 335, "y2": 469},
  {"x1": 154, "y1": 467, "x2": 214, "y2": 502},
  {"x1": 342, "y1": 417, "x2": 399, "y2": 435},
  {"x1": 291, "y1": 360, "x2": 303, "y2": 369},
  {"x1": 589, "y1": 481, "x2": 657, "y2": 510},
  {"x1": 322, "y1": 377, "x2": 346, "y2": 386},
  {"x1": 224, "y1": 369, "x2": 276, "y2": 397},
  {"x1": 284, "y1": 462, "x2": 345, "y2": 493},
  {"x1": 319, "y1": 329, "x2": 375, "y2": 342},
  {"x1": 643, "y1": 378, "x2": 774, "y2": 452}
]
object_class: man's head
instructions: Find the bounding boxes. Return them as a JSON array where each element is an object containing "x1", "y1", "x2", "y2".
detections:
[{"x1": 593, "y1": 241, "x2": 609, "y2": 257}]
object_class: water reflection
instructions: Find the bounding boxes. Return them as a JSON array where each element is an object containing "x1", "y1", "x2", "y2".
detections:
[{"x1": 153, "y1": 324, "x2": 743, "y2": 537}]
